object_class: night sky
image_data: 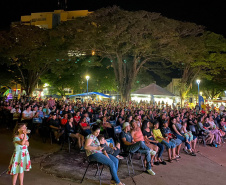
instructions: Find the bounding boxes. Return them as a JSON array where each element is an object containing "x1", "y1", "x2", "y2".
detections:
[{"x1": 1, "y1": 0, "x2": 226, "y2": 37}]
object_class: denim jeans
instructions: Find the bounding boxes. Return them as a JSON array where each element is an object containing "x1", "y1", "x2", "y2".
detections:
[
  {"x1": 161, "y1": 140, "x2": 176, "y2": 149},
  {"x1": 124, "y1": 141, "x2": 152, "y2": 170},
  {"x1": 176, "y1": 134, "x2": 191, "y2": 149},
  {"x1": 150, "y1": 138, "x2": 164, "y2": 158},
  {"x1": 89, "y1": 153, "x2": 120, "y2": 184}
]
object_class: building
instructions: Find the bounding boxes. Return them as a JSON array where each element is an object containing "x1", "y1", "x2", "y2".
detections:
[
  {"x1": 20, "y1": 9, "x2": 92, "y2": 29},
  {"x1": 166, "y1": 78, "x2": 181, "y2": 96}
]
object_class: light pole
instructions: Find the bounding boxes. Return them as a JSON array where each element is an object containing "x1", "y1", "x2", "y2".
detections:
[
  {"x1": 86, "y1": 75, "x2": 90, "y2": 93},
  {"x1": 196, "y1": 79, "x2": 201, "y2": 108}
]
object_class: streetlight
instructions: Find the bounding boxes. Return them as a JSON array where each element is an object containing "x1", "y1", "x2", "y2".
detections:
[
  {"x1": 196, "y1": 79, "x2": 201, "y2": 108},
  {"x1": 86, "y1": 75, "x2": 90, "y2": 93}
]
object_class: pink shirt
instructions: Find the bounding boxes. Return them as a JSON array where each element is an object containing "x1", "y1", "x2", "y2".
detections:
[{"x1": 133, "y1": 128, "x2": 144, "y2": 142}]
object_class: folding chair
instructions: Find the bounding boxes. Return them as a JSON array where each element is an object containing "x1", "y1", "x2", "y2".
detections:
[
  {"x1": 110, "y1": 120, "x2": 116, "y2": 127},
  {"x1": 89, "y1": 122, "x2": 96, "y2": 127},
  {"x1": 81, "y1": 159, "x2": 104, "y2": 185}
]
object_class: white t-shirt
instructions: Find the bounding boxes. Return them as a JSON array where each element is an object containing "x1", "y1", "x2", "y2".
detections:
[
  {"x1": 21, "y1": 110, "x2": 33, "y2": 120},
  {"x1": 10, "y1": 108, "x2": 21, "y2": 114},
  {"x1": 32, "y1": 111, "x2": 37, "y2": 116}
]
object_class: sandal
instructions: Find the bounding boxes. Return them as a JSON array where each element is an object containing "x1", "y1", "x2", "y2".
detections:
[
  {"x1": 172, "y1": 158, "x2": 179, "y2": 162},
  {"x1": 159, "y1": 161, "x2": 167, "y2": 165},
  {"x1": 189, "y1": 152, "x2": 196, "y2": 156},
  {"x1": 116, "y1": 155, "x2": 124, "y2": 160},
  {"x1": 167, "y1": 159, "x2": 173, "y2": 163},
  {"x1": 176, "y1": 155, "x2": 181, "y2": 158}
]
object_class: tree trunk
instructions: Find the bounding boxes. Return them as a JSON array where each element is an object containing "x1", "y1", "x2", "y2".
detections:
[
  {"x1": 111, "y1": 54, "x2": 142, "y2": 102},
  {"x1": 120, "y1": 86, "x2": 131, "y2": 102}
]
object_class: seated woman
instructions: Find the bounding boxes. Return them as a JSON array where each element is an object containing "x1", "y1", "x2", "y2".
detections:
[
  {"x1": 79, "y1": 117, "x2": 91, "y2": 136},
  {"x1": 141, "y1": 120, "x2": 166, "y2": 166},
  {"x1": 101, "y1": 116, "x2": 115, "y2": 139},
  {"x1": 61, "y1": 113, "x2": 68, "y2": 126},
  {"x1": 120, "y1": 122, "x2": 156, "y2": 175},
  {"x1": 181, "y1": 121, "x2": 193, "y2": 145},
  {"x1": 66, "y1": 116, "x2": 84, "y2": 150},
  {"x1": 209, "y1": 116, "x2": 225, "y2": 138},
  {"x1": 152, "y1": 121, "x2": 177, "y2": 163},
  {"x1": 84, "y1": 124, "x2": 125, "y2": 185},
  {"x1": 161, "y1": 120, "x2": 182, "y2": 158},
  {"x1": 37, "y1": 106, "x2": 44, "y2": 119},
  {"x1": 73, "y1": 111, "x2": 81, "y2": 126},
  {"x1": 131, "y1": 120, "x2": 157, "y2": 166},
  {"x1": 197, "y1": 116, "x2": 215, "y2": 146},
  {"x1": 220, "y1": 117, "x2": 226, "y2": 132},
  {"x1": 204, "y1": 117, "x2": 223, "y2": 145},
  {"x1": 171, "y1": 117, "x2": 196, "y2": 156}
]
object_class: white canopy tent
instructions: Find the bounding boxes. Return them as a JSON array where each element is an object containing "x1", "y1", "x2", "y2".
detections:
[{"x1": 131, "y1": 83, "x2": 177, "y2": 104}]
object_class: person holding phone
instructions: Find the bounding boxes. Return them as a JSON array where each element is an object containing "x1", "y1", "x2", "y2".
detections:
[{"x1": 84, "y1": 124, "x2": 125, "y2": 185}]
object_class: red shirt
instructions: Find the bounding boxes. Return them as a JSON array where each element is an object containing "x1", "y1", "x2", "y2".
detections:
[
  {"x1": 74, "y1": 116, "x2": 81, "y2": 123},
  {"x1": 61, "y1": 118, "x2": 67, "y2": 125},
  {"x1": 80, "y1": 122, "x2": 88, "y2": 127}
]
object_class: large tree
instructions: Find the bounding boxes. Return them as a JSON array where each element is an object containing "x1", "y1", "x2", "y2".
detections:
[
  {"x1": 59, "y1": 6, "x2": 204, "y2": 101},
  {"x1": 168, "y1": 31, "x2": 226, "y2": 106},
  {"x1": 0, "y1": 24, "x2": 69, "y2": 96}
]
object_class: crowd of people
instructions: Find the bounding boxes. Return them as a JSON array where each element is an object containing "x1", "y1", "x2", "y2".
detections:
[{"x1": 1, "y1": 96, "x2": 226, "y2": 185}]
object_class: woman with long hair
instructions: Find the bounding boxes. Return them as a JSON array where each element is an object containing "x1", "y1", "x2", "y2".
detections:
[{"x1": 84, "y1": 124, "x2": 125, "y2": 185}]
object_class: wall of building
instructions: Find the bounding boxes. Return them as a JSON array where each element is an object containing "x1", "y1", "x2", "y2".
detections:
[
  {"x1": 166, "y1": 78, "x2": 181, "y2": 96},
  {"x1": 20, "y1": 9, "x2": 92, "y2": 29}
]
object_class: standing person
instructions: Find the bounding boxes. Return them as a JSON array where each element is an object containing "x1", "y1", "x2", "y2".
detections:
[
  {"x1": 7, "y1": 123, "x2": 31, "y2": 185},
  {"x1": 84, "y1": 125, "x2": 125, "y2": 185}
]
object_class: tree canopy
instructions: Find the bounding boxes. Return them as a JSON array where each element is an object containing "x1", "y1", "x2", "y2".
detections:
[{"x1": 58, "y1": 6, "x2": 206, "y2": 101}]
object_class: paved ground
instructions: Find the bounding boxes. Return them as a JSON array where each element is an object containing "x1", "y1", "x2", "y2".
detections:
[{"x1": 1, "y1": 128, "x2": 226, "y2": 185}]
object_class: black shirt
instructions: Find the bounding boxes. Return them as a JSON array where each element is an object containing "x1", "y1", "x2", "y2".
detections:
[
  {"x1": 49, "y1": 118, "x2": 60, "y2": 128},
  {"x1": 142, "y1": 130, "x2": 152, "y2": 138},
  {"x1": 65, "y1": 122, "x2": 78, "y2": 134}
]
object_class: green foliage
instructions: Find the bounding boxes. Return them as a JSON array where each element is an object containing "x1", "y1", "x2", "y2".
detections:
[
  {"x1": 0, "y1": 24, "x2": 69, "y2": 95},
  {"x1": 57, "y1": 6, "x2": 205, "y2": 101}
]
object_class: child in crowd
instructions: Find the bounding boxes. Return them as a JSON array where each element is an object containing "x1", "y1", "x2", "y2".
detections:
[
  {"x1": 98, "y1": 135, "x2": 123, "y2": 159},
  {"x1": 181, "y1": 122, "x2": 193, "y2": 145}
]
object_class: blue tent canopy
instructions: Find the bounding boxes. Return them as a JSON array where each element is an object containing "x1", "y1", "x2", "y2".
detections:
[{"x1": 69, "y1": 92, "x2": 111, "y2": 98}]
